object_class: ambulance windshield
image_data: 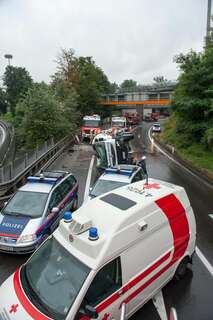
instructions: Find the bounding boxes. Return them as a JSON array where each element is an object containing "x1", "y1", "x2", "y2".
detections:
[{"x1": 21, "y1": 237, "x2": 90, "y2": 319}]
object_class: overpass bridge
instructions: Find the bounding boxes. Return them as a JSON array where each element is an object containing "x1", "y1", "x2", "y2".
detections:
[{"x1": 100, "y1": 82, "x2": 175, "y2": 117}]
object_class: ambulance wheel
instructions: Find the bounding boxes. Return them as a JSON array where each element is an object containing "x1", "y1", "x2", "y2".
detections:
[
  {"x1": 174, "y1": 257, "x2": 189, "y2": 281},
  {"x1": 72, "y1": 197, "x2": 78, "y2": 211}
]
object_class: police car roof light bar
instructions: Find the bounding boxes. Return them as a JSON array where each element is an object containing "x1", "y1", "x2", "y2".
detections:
[
  {"x1": 27, "y1": 176, "x2": 58, "y2": 184},
  {"x1": 105, "y1": 168, "x2": 133, "y2": 176}
]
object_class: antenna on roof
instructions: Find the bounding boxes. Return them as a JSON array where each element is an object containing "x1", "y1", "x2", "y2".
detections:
[{"x1": 39, "y1": 170, "x2": 44, "y2": 179}]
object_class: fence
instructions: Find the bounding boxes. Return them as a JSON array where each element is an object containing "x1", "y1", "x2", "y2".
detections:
[
  {"x1": 0, "y1": 138, "x2": 56, "y2": 183},
  {"x1": 0, "y1": 120, "x2": 15, "y2": 166}
]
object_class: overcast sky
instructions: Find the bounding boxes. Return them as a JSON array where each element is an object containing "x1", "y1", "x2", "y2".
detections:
[{"x1": 0, "y1": 0, "x2": 208, "y2": 85}]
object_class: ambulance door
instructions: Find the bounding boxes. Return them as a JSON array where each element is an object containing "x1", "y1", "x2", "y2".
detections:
[
  {"x1": 120, "y1": 222, "x2": 172, "y2": 318},
  {"x1": 76, "y1": 257, "x2": 128, "y2": 320}
]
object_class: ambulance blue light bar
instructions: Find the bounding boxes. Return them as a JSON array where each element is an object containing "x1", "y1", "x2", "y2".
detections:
[
  {"x1": 105, "y1": 168, "x2": 133, "y2": 176},
  {"x1": 27, "y1": 176, "x2": 58, "y2": 184}
]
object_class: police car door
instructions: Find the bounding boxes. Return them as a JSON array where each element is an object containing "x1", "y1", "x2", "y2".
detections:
[{"x1": 76, "y1": 257, "x2": 127, "y2": 320}]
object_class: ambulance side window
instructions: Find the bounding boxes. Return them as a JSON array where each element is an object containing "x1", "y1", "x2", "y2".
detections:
[{"x1": 84, "y1": 257, "x2": 122, "y2": 307}]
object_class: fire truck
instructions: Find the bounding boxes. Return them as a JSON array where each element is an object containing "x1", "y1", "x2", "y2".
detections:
[
  {"x1": 124, "y1": 112, "x2": 140, "y2": 126},
  {"x1": 81, "y1": 115, "x2": 101, "y2": 142}
]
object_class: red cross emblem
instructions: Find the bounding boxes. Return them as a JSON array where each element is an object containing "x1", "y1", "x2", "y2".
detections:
[
  {"x1": 9, "y1": 304, "x2": 19, "y2": 313},
  {"x1": 102, "y1": 313, "x2": 110, "y2": 320},
  {"x1": 144, "y1": 183, "x2": 161, "y2": 189}
]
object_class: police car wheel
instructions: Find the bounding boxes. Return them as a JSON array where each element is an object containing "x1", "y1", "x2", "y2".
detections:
[{"x1": 174, "y1": 257, "x2": 189, "y2": 281}]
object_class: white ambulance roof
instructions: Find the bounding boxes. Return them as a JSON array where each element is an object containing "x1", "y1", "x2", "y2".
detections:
[{"x1": 55, "y1": 178, "x2": 189, "y2": 270}]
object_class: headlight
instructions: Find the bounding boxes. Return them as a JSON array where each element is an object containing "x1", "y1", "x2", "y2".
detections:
[{"x1": 17, "y1": 234, "x2": 37, "y2": 243}]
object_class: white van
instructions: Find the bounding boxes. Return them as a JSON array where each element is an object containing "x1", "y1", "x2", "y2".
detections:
[{"x1": 0, "y1": 179, "x2": 196, "y2": 320}]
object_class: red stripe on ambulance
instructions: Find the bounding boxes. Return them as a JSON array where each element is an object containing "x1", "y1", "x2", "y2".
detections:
[
  {"x1": 13, "y1": 269, "x2": 51, "y2": 320},
  {"x1": 97, "y1": 193, "x2": 190, "y2": 312}
]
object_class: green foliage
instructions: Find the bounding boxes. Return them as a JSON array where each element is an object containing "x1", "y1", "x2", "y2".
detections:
[
  {"x1": 160, "y1": 117, "x2": 213, "y2": 172},
  {"x1": 202, "y1": 127, "x2": 213, "y2": 152},
  {"x1": 0, "y1": 88, "x2": 7, "y2": 114},
  {"x1": 52, "y1": 49, "x2": 111, "y2": 116},
  {"x1": 15, "y1": 84, "x2": 68, "y2": 149},
  {"x1": 3, "y1": 66, "x2": 33, "y2": 115},
  {"x1": 171, "y1": 48, "x2": 213, "y2": 151},
  {"x1": 120, "y1": 79, "x2": 137, "y2": 90},
  {"x1": 0, "y1": 112, "x2": 13, "y2": 122}
]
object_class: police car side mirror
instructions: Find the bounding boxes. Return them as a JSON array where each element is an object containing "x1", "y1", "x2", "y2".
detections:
[{"x1": 51, "y1": 207, "x2": 59, "y2": 214}]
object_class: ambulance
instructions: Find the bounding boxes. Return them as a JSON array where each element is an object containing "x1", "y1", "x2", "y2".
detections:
[{"x1": 0, "y1": 178, "x2": 196, "y2": 320}]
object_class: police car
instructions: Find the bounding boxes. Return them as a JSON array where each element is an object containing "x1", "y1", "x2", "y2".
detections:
[
  {"x1": 0, "y1": 171, "x2": 78, "y2": 254},
  {"x1": 0, "y1": 178, "x2": 195, "y2": 320},
  {"x1": 89, "y1": 165, "x2": 145, "y2": 199},
  {"x1": 152, "y1": 122, "x2": 161, "y2": 133}
]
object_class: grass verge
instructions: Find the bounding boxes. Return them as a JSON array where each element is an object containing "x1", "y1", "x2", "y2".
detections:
[{"x1": 157, "y1": 117, "x2": 213, "y2": 179}]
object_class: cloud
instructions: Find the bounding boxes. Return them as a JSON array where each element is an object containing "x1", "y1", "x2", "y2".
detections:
[{"x1": 0, "y1": 0, "x2": 207, "y2": 85}]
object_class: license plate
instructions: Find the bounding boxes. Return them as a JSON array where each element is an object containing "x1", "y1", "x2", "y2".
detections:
[{"x1": 0, "y1": 244, "x2": 14, "y2": 251}]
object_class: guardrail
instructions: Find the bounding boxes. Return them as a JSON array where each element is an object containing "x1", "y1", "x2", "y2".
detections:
[
  {"x1": 0, "y1": 120, "x2": 15, "y2": 166},
  {"x1": 0, "y1": 133, "x2": 76, "y2": 206}
]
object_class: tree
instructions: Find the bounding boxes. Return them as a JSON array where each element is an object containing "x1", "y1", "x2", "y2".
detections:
[
  {"x1": 52, "y1": 49, "x2": 111, "y2": 116},
  {"x1": 15, "y1": 84, "x2": 68, "y2": 149},
  {"x1": 3, "y1": 66, "x2": 33, "y2": 115},
  {"x1": 171, "y1": 48, "x2": 213, "y2": 150},
  {"x1": 120, "y1": 79, "x2": 137, "y2": 90},
  {"x1": 0, "y1": 88, "x2": 7, "y2": 114}
]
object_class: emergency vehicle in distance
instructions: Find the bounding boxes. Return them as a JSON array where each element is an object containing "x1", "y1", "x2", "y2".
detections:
[
  {"x1": 152, "y1": 122, "x2": 161, "y2": 133},
  {"x1": 0, "y1": 178, "x2": 196, "y2": 320},
  {"x1": 0, "y1": 171, "x2": 78, "y2": 254},
  {"x1": 81, "y1": 115, "x2": 101, "y2": 142},
  {"x1": 111, "y1": 116, "x2": 127, "y2": 135}
]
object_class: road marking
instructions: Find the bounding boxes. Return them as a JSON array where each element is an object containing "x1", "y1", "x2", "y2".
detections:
[
  {"x1": 196, "y1": 247, "x2": 213, "y2": 276},
  {"x1": 148, "y1": 126, "x2": 213, "y2": 276},
  {"x1": 84, "y1": 155, "x2": 95, "y2": 202},
  {"x1": 209, "y1": 214, "x2": 213, "y2": 220}
]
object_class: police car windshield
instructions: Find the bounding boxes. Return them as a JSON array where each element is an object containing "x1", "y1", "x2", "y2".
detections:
[
  {"x1": 90, "y1": 180, "x2": 127, "y2": 197},
  {"x1": 3, "y1": 191, "x2": 48, "y2": 218},
  {"x1": 84, "y1": 120, "x2": 100, "y2": 127},
  {"x1": 21, "y1": 237, "x2": 90, "y2": 319}
]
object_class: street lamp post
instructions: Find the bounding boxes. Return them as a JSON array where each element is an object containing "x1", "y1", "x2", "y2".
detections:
[{"x1": 4, "y1": 54, "x2": 13, "y2": 66}]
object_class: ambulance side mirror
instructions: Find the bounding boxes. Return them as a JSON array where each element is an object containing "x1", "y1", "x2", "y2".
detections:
[
  {"x1": 169, "y1": 308, "x2": 178, "y2": 320},
  {"x1": 79, "y1": 305, "x2": 98, "y2": 319},
  {"x1": 51, "y1": 207, "x2": 59, "y2": 214}
]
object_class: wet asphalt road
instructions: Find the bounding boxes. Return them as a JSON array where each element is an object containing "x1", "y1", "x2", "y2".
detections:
[{"x1": 0, "y1": 123, "x2": 213, "y2": 319}]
